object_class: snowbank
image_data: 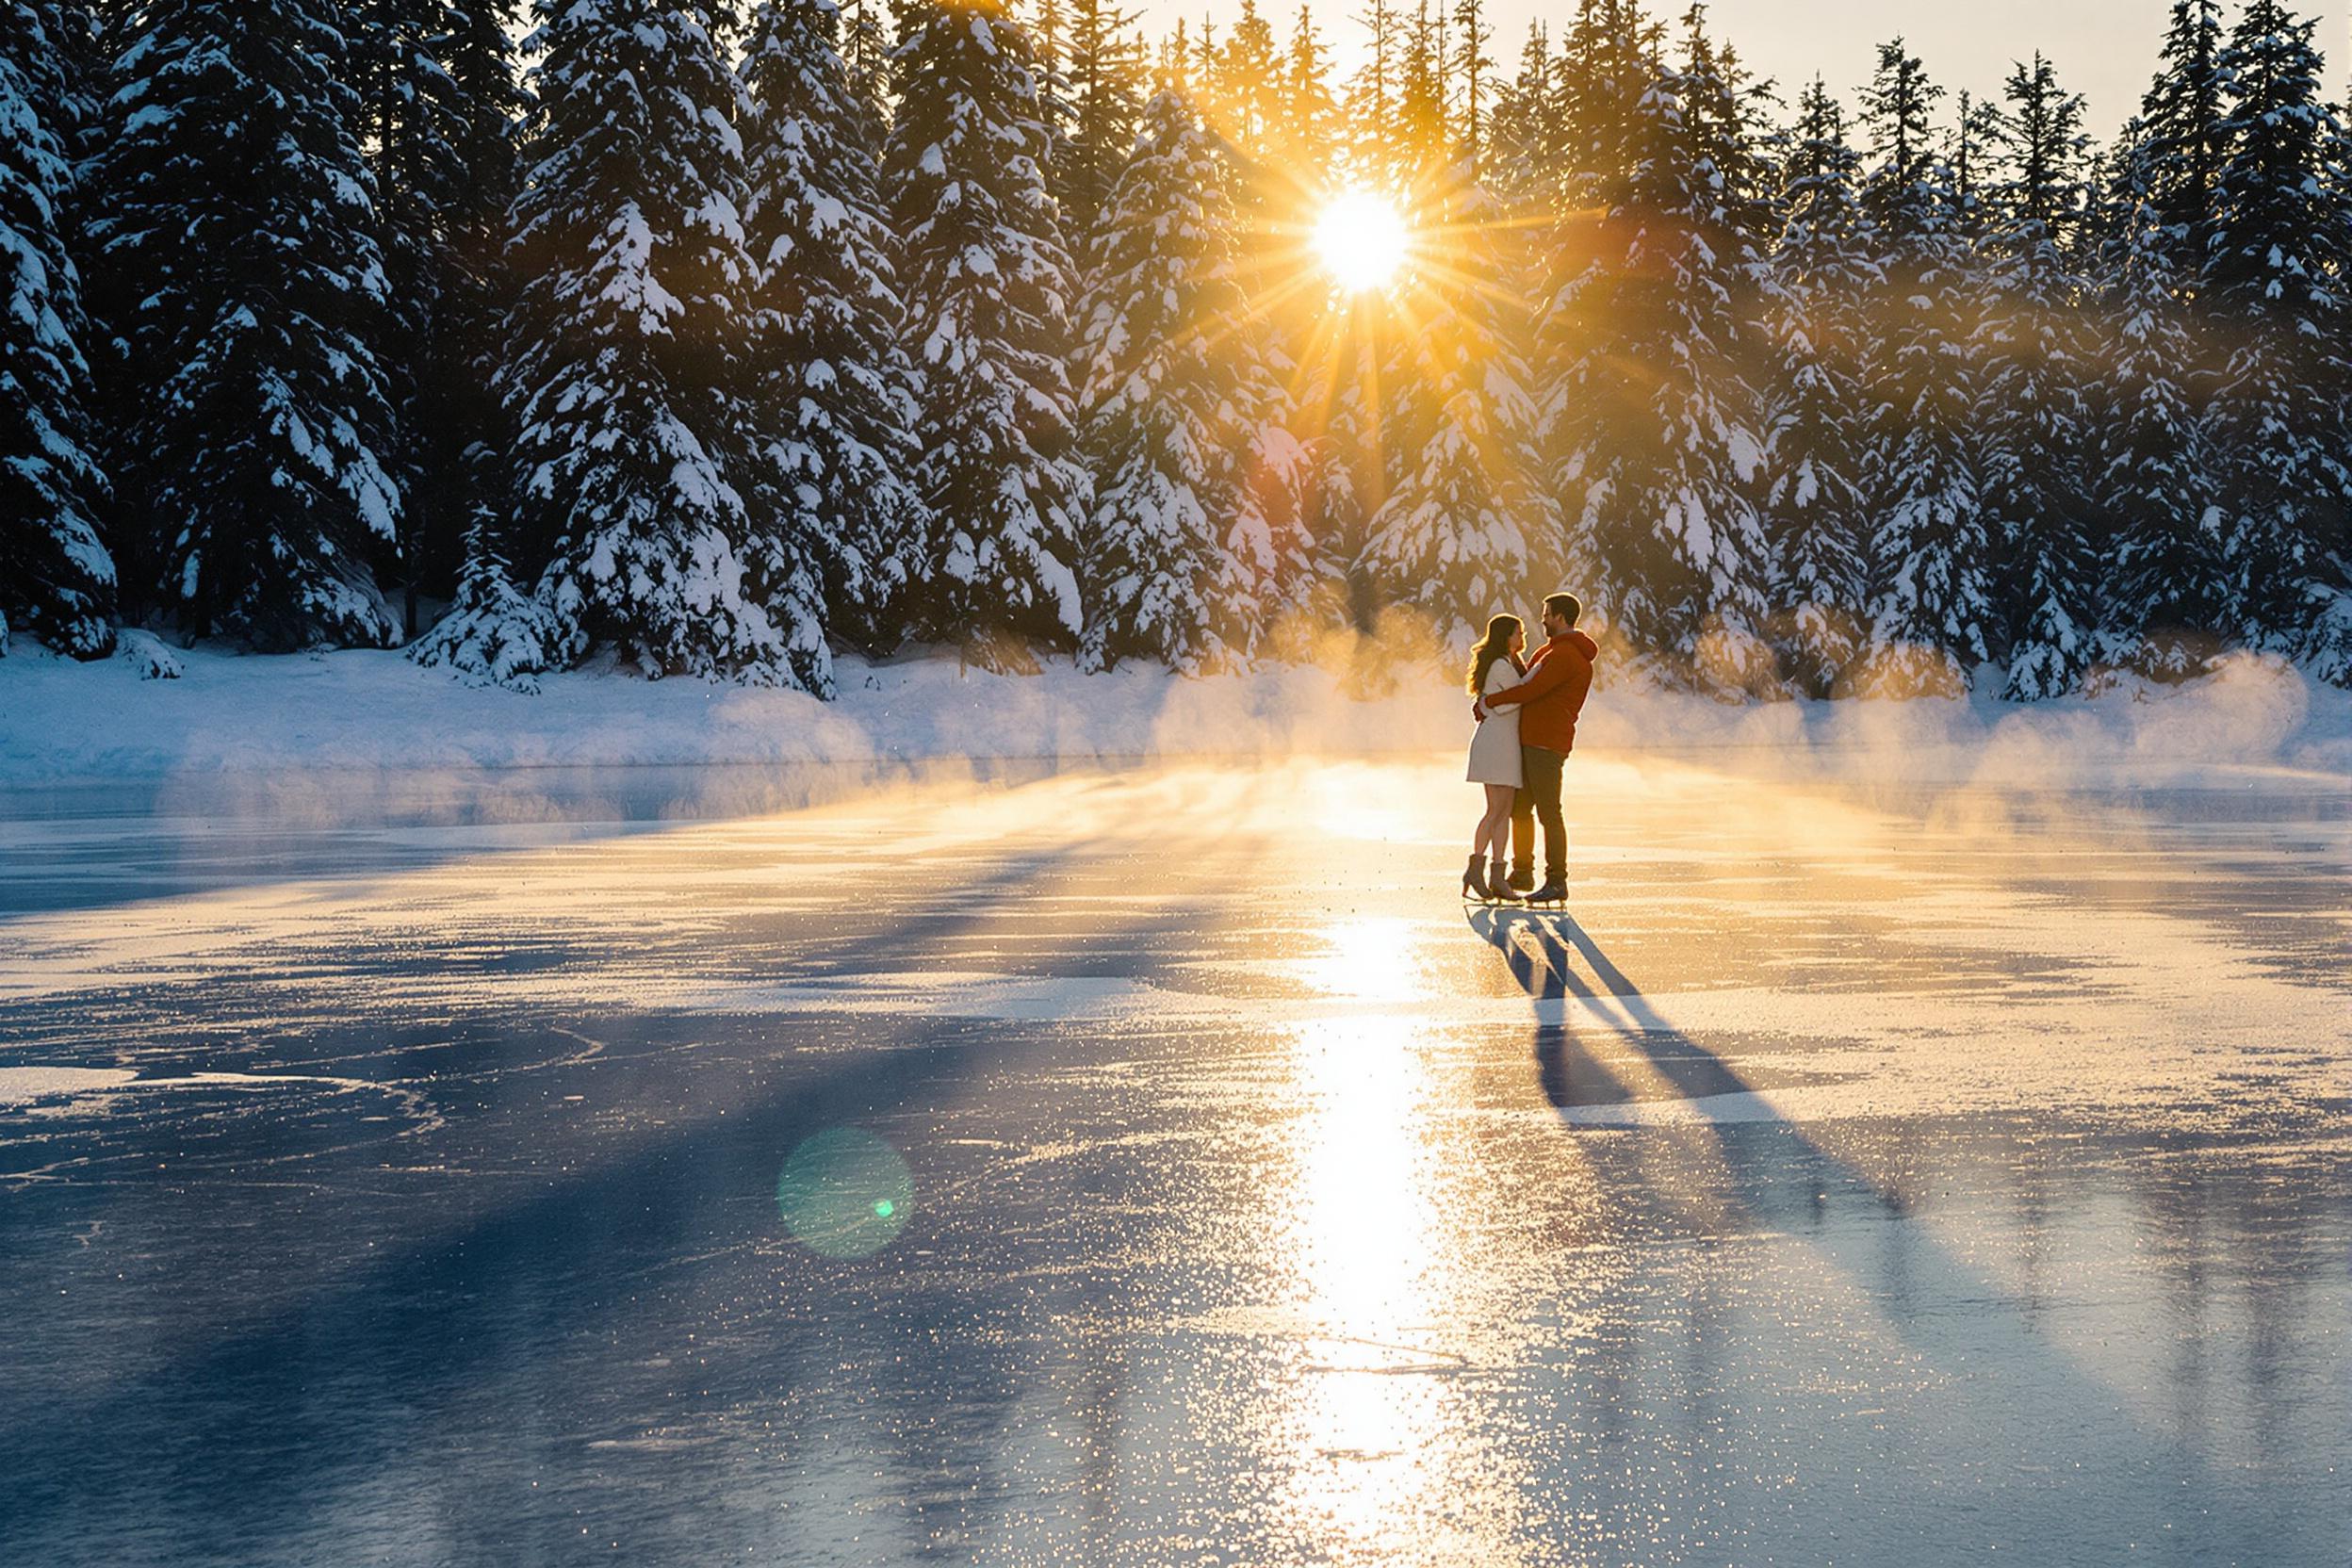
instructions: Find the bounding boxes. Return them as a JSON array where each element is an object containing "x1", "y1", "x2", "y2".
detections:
[{"x1": 1, "y1": 639, "x2": 2346, "y2": 792}]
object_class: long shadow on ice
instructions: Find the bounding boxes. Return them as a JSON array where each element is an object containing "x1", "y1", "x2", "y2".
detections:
[
  {"x1": 1465, "y1": 905, "x2": 2308, "y2": 1565},
  {"x1": 0, "y1": 836, "x2": 1200, "y2": 1564}
]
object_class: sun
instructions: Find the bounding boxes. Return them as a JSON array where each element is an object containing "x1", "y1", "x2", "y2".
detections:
[{"x1": 1313, "y1": 190, "x2": 1411, "y2": 294}]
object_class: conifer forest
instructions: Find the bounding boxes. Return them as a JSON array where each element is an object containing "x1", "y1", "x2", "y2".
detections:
[{"x1": 5, "y1": 0, "x2": 2350, "y2": 701}]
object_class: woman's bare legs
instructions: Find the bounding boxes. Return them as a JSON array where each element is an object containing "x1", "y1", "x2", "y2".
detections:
[{"x1": 1474, "y1": 785, "x2": 1515, "y2": 861}]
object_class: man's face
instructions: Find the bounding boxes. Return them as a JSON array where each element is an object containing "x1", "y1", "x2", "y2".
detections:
[{"x1": 1543, "y1": 608, "x2": 1570, "y2": 637}]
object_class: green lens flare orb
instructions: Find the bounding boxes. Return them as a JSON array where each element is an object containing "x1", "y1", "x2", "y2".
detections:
[{"x1": 776, "y1": 1128, "x2": 913, "y2": 1258}]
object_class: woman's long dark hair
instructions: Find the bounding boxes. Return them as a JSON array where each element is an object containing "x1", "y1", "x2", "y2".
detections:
[{"x1": 1465, "y1": 614, "x2": 1525, "y2": 695}]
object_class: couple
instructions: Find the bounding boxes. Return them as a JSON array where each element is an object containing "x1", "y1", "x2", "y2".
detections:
[{"x1": 1463, "y1": 590, "x2": 1598, "y2": 906}]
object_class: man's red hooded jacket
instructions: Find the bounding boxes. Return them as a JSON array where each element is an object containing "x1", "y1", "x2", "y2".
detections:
[{"x1": 1483, "y1": 630, "x2": 1599, "y2": 754}]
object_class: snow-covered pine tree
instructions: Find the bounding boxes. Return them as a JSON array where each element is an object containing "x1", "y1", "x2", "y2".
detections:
[
  {"x1": 1393, "y1": 1, "x2": 1449, "y2": 182},
  {"x1": 1761, "y1": 78, "x2": 1876, "y2": 696},
  {"x1": 1854, "y1": 40, "x2": 1989, "y2": 694},
  {"x1": 440, "y1": 4, "x2": 529, "y2": 288},
  {"x1": 1056, "y1": 0, "x2": 1143, "y2": 245},
  {"x1": 0, "y1": 0, "x2": 114, "y2": 658},
  {"x1": 1484, "y1": 23, "x2": 1563, "y2": 220},
  {"x1": 1539, "y1": 62, "x2": 1772, "y2": 687},
  {"x1": 1269, "y1": 4, "x2": 1340, "y2": 188},
  {"x1": 1674, "y1": 2, "x2": 1774, "y2": 264},
  {"x1": 486, "y1": 0, "x2": 802, "y2": 684},
  {"x1": 741, "y1": 0, "x2": 924, "y2": 659},
  {"x1": 2316, "y1": 106, "x2": 2352, "y2": 683},
  {"x1": 1223, "y1": 348, "x2": 1319, "y2": 659},
  {"x1": 1945, "y1": 89, "x2": 2001, "y2": 243},
  {"x1": 49, "y1": 0, "x2": 107, "y2": 161},
  {"x1": 883, "y1": 0, "x2": 1089, "y2": 653},
  {"x1": 1529, "y1": 0, "x2": 1652, "y2": 610},
  {"x1": 405, "y1": 6, "x2": 561, "y2": 685},
  {"x1": 2137, "y1": 0, "x2": 2230, "y2": 282},
  {"x1": 411, "y1": 473, "x2": 561, "y2": 689},
  {"x1": 1554, "y1": 0, "x2": 1654, "y2": 211},
  {"x1": 1026, "y1": 0, "x2": 1078, "y2": 207},
  {"x1": 1209, "y1": 0, "x2": 1281, "y2": 162},
  {"x1": 1072, "y1": 87, "x2": 1303, "y2": 669},
  {"x1": 352, "y1": 0, "x2": 527, "y2": 618},
  {"x1": 2098, "y1": 141, "x2": 2227, "y2": 676},
  {"x1": 840, "y1": 0, "x2": 892, "y2": 148},
  {"x1": 1981, "y1": 52, "x2": 2099, "y2": 700},
  {"x1": 86, "y1": 0, "x2": 402, "y2": 649},
  {"x1": 2204, "y1": 0, "x2": 2347, "y2": 656},
  {"x1": 1361, "y1": 150, "x2": 1555, "y2": 651}
]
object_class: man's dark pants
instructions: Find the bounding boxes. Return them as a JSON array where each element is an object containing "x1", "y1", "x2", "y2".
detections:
[{"x1": 1510, "y1": 743, "x2": 1568, "y2": 880}]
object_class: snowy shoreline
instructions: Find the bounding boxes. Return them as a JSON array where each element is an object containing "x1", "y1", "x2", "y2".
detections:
[{"x1": 3, "y1": 638, "x2": 2348, "y2": 793}]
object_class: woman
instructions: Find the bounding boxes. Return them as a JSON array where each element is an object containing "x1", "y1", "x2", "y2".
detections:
[{"x1": 1462, "y1": 613, "x2": 1527, "y2": 901}]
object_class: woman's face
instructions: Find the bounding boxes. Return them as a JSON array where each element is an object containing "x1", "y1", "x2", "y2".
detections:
[{"x1": 1510, "y1": 625, "x2": 1526, "y2": 655}]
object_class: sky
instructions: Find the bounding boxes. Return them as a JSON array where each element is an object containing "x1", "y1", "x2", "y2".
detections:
[{"x1": 1140, "y1": 0, "x2": 2352, "y2": 141}]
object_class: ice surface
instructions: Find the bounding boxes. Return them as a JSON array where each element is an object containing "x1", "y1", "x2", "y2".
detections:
[
  {"x1": 0, "y1": 761, "x2": 2343, "y2": 1568},
  {"x1": 0, "y1": 727, "x2": 2346, "y2": 1566}
]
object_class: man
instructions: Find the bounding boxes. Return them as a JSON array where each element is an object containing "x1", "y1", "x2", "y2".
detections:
[{"x1": 1473, "y1": 591, "x2": 1596, "y2": 904}]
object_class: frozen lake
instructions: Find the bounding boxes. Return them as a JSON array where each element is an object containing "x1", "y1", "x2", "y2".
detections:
[{"x1": 1, "y1": 755, "x2": 2346, "y2": 1566}]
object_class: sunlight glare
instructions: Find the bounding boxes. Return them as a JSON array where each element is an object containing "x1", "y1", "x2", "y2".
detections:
[{"x1": 1314, "y1": 190, "x2": 1410, "y2": 293}]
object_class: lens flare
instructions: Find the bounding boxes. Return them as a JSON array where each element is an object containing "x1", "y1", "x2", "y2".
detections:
[
  {"x1": 776, "y1": 1127, "x2": 913, "y2": 1258},
  {"x1": 1314, "y1": 190, "x2": 1411, "y2": 293}
]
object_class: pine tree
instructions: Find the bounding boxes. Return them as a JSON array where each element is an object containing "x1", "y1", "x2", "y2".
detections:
[
  {"x1": 487, "y1": 1, "x2": 797, "y2": 684},
  {"x1": 50, "y1": 0, "x2": 108, "y2": 162},
  {"x1": 1675, "y1": 2, "x2": 1772, "y2": 262},
  {"x1": 353, "y1": 0, "x2": 526, "y2": 622},
  {"x1": 2205, "y1": 0, "x2": 2347, "y2": 653},
  {"x1": 1946, "y1": 89, "x2": 2001, "y2": 242},
  {"x1": 1269, "y1": 4, "x2": 1340, "y2": 186},
  {"x1": 1026, "y1": 0, "x2": 1078, "y2": 203},
  {"x1": 1346, "y1": 0, "x2": 1399, "y2": 181},
  {"x1": 840, "y1": 0, "x2": 892, "y2": 147},
  {"x1": 1540, "y1": 64, "x2": 1772, "y2": 685},
  {"x1": 1058, "y1": 0, "x2": 1143, "y2": 244},
  {"x1": 1153, "y1": 17, "x2": 1186, "y2": 89},
  {"x1": 1855, "y1": 41, "x2": 1989, "y2": 694},
  {"x1": 411, "y1": 484, "x2": 562, "y2": 688},
  {"x1": 1209, "y1": 0, "x2": 1281, "y2": 161},
  {"x1": 1360, "y1": 151, "x2": 1555, "y2": 649},
  {"x1": 1393, "y1": 0, "x2": 1448, "y2": 181},
  {"x1": 87, "y1": 0, "x2": 403, "y2": 649},
  {"x1": 1556, "y1": 0, "x2": 1658, "y2": 208},
  {"x1": 1073, "y1": 87, "x2": 1303, "y2": 669},
  {"x1": 351, "y1": 1, "x2": 466, "y2": 606},
  {"x1": 884, "y1": 0, "x2": 1089, "y2": 652},
  {"x1": 1250, "y1": 5, "x2": 1341, "y2": 477},
  {"x1": 1982, "y1": 52, "x2": 2098, "y2": 699},
  {"x1": 403, "y1": 7, "x2": 547, "y2": 684},
  {"x1": 2316, "y1": 108, "x2": 2352, "y2": 683},
  {"x1": 1761, "y1": 78, "x2": 1875, "y2": 695},
  {"x1": 1485, "y1": 23, "x2": 1562, "y2": 217},
  {"x1": 0, "y1": 0, "x2": 114, "y2": 658},
  {"x1": 2098, "y1": 143, "x2": 2227, "y2": 674},
  {"x1": 1446, "y1": 0, "x2": 1491, "y2": 152},
  {"x1": 740, "y1": 0, "x2": 924, "y2": 659},
  {"x1": 2137, "y1": 0, "x2": 2229, "y2": 283},
  {"x1": 1532, "y1": 0, "x2": 1661, "y2": 571}
]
